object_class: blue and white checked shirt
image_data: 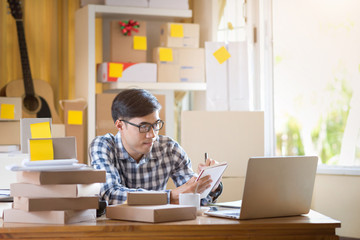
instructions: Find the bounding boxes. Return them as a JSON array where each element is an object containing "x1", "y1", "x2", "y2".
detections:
[{"x1": 89, "y1": 132, "x2": 197, "y2": 205}]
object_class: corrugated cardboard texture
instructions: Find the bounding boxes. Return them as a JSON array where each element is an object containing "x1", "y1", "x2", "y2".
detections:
[
  {"x1": 106, "y1": 204, "x2": 196, "y2": 223},
  {"x1": 13, "y1": 196, "x2": 99, "y2": 211},
  {"x1": 153, "y1": 47, "x2": 205, "y2": 82},
  {"x1": 181, "y1": 111, "x2": 264, "y2": 177},
  {"x1": 127, "y1": 192, "x2": 168, "y2": 205},
  {"x1": 63, "y1": 100, "x2": 87, "y2": 164},
  {"x1": 0, "y1": 121, "x2": 20, "y2": 145},
  {"x1": 160, "y1": 23, "x2": 199, "y2": 48},
  {"x1": 110, "y1": 20, "x2": 147, "y2": 63},
  {"x1": 16, "y1": 170, "x2": 106, "y2": 185},
  {"x1": 3, "y1": 208, "x2": 96, "y2": 224},
  {"x1": 10, "y1": 183, "x2": 100, "y2": 198},
  {"x1": 96, "y1": 93, "x2": 166, "y2": 137},
  {"x1": 0, "y1": 97, "x2": 22, "y2": 120}
]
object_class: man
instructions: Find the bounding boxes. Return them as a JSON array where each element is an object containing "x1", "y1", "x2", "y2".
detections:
[{"x1": 90, "y1": 89, "x2": 222, "y2": 205}]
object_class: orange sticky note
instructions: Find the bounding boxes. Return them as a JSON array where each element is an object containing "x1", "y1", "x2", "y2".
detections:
[
  {"x1": 133, "y1": 36, "x2": 147, "y2": 50},
  {"x1": 170, "y1": 24, "x2": 184, "y2": 38},
  {"x1": 159, "y1": 48, "x2": 173, "y2": 62},
  {"x1": 213, "y1": 46, "x2": 231, "y2": 64},
  {"x1": 109, "y1": 63, "x2": 123, "y2": 78},
  {"x1": 0, "y1": 103, "x2": 15, "y2": 119},
  {"x1": 30, "y1": 122, "x2": 52, "y2": 138},
  {"x1": 68, "y1": 110, "x2": 83, "y2": 125},
  {"x1": 29, "y1": 139, "x2": 54, "y2": 161}
]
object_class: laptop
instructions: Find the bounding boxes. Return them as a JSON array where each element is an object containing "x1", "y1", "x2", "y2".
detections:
[{"x1": 205, "y1": 156, "x2": 318, "y2": 220}]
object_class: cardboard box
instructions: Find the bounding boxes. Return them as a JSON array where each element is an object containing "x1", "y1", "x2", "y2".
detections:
[
  {"x1": 0, "y1": 97, "x2": 22, "y2": 120},
  {"x1": 110, "y1": 20, "x2": 147, "y2": 63},
  {"x1": 106, "y1": 204, "x2": 196, "y2": 223},
  {"x1": 127, "y1": 192, "x2": 168, "y2": 205},
  {"x1": 160, "y1": 23, "x2": 199, "y2": 48},
  {"x1": 153, "y1": 47, "x2": 205, "y2": 83},
  {"x1": 13, "y1": 196, "x2": 99, "y2": 211},
  {"x1": 149, "y1": 0, "x2": 189, "y2": 10},
  {"x1": 10, "y1": 183, "x2": 100, "y2": 198},
  {"x1": 3, "y1": 208, "x2": 96, "y2": 224},
  {"x1": 16, "y1": 169, "x2": 106, "y2": 185},
  {"x1": 0, "y1": 121, "x2": 20, "y2": 145},
  {"x1": 105, "y1": 0, "x2": 148, "y2": 7},
  {"x1": 62, "y1": 100, "x2": 87, "y2": 164},
  {"x1": 97, "y1": 62, "x2": 157, "y2": 83},
  {"x1": 20, "y1": 118, "x2": 52, "y2": 153},
  {"x1": 96, "y1": 93, "x2": 166, "y2": 136},
  {"x1": 181, "y1": 111, "x2": 264, "y2": 177}
]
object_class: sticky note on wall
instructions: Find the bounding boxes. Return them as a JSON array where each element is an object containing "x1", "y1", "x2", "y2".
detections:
[
  {"x1": 159, "y1": 48, "x2": 173, "y2": 62},
  {"x1": 29, "y1": 139, "x2": 54, "y2": 161},
  {"x1": 68, "y1": 110, "x2": 83, "y2": 125},
  {"x1": 213, "y1": 46, "x2": 231, "y2": 64},
  {"x1": 30, "y1": 122, "x2": 52, "y2": 138},
  {"x1": 133, "y1": 36, "x2": 147, "y2": 50},
  {"x1": 170, "y1": 24, "x2": 184, "y2": 38},
  {"x1": 0, "y1": 103, "x2": 15, "y2": 119}
]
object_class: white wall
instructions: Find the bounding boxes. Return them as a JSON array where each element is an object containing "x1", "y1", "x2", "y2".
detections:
[{"x1": 312, "y1": 174, "x2": 360, "y2": 238}]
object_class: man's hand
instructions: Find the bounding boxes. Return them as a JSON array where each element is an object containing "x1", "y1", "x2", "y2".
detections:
[
  {"x1": 170, "y1": 175, "x2": 212, "y2": 204},
  {"x1": 197, "y1": 157, "x2": 222, "y2": 192}
]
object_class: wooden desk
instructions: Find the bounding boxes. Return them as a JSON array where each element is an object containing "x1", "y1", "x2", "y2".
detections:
[{"x1": 0, "y1": 210, "x2": 340, "y2": 240}]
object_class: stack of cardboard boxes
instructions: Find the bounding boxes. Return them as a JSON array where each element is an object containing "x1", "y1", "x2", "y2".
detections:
[
  {"x1": 3, "y1": 169, "x2": 106, "y2": 224},
  {"x1": 0, "y1": 97, "x2": 21, "y2": 152},
  {"x1": 154, "y1": 22, "x2": 204, "y2": 83}
]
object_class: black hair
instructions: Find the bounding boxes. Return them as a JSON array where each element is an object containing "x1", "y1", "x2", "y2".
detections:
[{"x1": 111, "y1": 88, "x2": 162, "y2": 123}]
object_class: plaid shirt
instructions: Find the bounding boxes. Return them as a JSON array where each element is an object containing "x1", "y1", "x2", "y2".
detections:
[{"x1": 89, "y1": 132, "x2": 197, "y2": 205}]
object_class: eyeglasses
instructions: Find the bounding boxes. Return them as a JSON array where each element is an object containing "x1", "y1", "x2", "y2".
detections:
[{"x1": 120, "y1": 119, "x2": 164, "y2": 133}]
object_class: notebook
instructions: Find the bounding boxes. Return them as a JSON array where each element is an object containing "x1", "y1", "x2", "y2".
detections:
[{"x1": 205, "y1": 156, "x2": 318, "y2": 220}]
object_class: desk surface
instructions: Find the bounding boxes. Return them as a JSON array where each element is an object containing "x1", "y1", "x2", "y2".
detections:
[{"x1": 0, "y1": 210, "x2": 341, "y2": 240}]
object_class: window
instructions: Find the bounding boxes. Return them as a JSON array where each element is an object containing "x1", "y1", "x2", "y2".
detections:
[
  {"x1": 217, "y1": 0, "x2": 246, "y2": 42},
  {"x1": 273, "y1": 0, "x2": 360, "y2": 166}
]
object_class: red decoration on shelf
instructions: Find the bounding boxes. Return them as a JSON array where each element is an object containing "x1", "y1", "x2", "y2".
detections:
[{"x1": 118, "y1": 20, "x2": 140, "y2": 36}]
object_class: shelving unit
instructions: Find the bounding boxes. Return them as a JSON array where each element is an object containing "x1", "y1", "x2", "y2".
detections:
[{"x1": 75, "y1": 4, "x2": 205, "y2": 161}]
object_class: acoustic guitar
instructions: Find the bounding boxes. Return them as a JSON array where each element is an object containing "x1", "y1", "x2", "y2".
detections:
[{"x1": 1, "y1": 0, "x2": 61, "y2": 123}]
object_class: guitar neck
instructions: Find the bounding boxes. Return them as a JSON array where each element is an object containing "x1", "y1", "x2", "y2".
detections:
[{"x1": 15, "y1": 19, "x2": 35, "y2": 96}]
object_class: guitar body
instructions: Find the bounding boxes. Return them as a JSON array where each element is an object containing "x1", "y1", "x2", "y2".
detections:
[{"x1": 4, "y1": 79, "x2": 61, "y2": 123}]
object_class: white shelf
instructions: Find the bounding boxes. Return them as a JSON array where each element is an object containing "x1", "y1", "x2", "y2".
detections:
[
  {"x1": 74, "y1": 5, "x2": 196, "y2": 162},
  {"x1": 93, "y1": 5, "x2": 192, "y2": 19},
  {"x1": 103, "y1": 82, "x2": 206, "y2": 92}
]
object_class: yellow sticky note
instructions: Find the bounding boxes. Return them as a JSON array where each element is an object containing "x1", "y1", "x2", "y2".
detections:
[
  {"x1": 213, "y1": 46, "x2": 231, "y2": 64},
  {"x1": 29, "y1": 139, "x2": 54, "y2": 161},
  {"x1": 159, "y1": 48, "x2": 173, "y2": 62},
  {"x1": 133, "y1": 36, "x2": 147, "y2": 50},
  {"x1": 170, "y1": 24, "x2": 184, "y2": 38},
  {"x1": 0, "y1": 103, "x2": 15, "y2": 119},
  {"x1": 30, "y1": 122, "x2": 52, "y2": 138},
  {"x1": 68, "y1": 110, "x2": 83, "y2": 125},
  {"x1": 109, "y1": 63, "x2": 123, "y2": 78}
]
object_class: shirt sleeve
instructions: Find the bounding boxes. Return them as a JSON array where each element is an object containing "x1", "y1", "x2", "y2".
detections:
[
  {"x1": 89, "y1": 135, "x2": 155, "y2": 205},
  {"x1": 168, "y1": 141, "x2": 222, "y2": 204}
]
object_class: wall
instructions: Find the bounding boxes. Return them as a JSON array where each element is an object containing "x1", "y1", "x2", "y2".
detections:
[{"x1": 312, "y1": 174, "x2": 360, "y2": 238}]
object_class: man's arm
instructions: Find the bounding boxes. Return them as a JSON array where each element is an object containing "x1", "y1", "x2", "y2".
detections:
[{"x1": 89, "y1": 136, "x2": 147, "y2": 205}]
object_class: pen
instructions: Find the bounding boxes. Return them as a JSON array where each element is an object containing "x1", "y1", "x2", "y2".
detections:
[{"x1": 205, "y1": 152, "x2": 208, "y2": 164}]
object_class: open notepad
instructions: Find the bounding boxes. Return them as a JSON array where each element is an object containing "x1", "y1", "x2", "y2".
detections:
[{"x1": 196, "y1": 162, "x2": 228, "y2": 198}]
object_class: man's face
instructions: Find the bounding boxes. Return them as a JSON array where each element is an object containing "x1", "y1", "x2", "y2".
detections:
[{"x1": 116, "y1": 111, "x2": 160, "y2": 162}]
